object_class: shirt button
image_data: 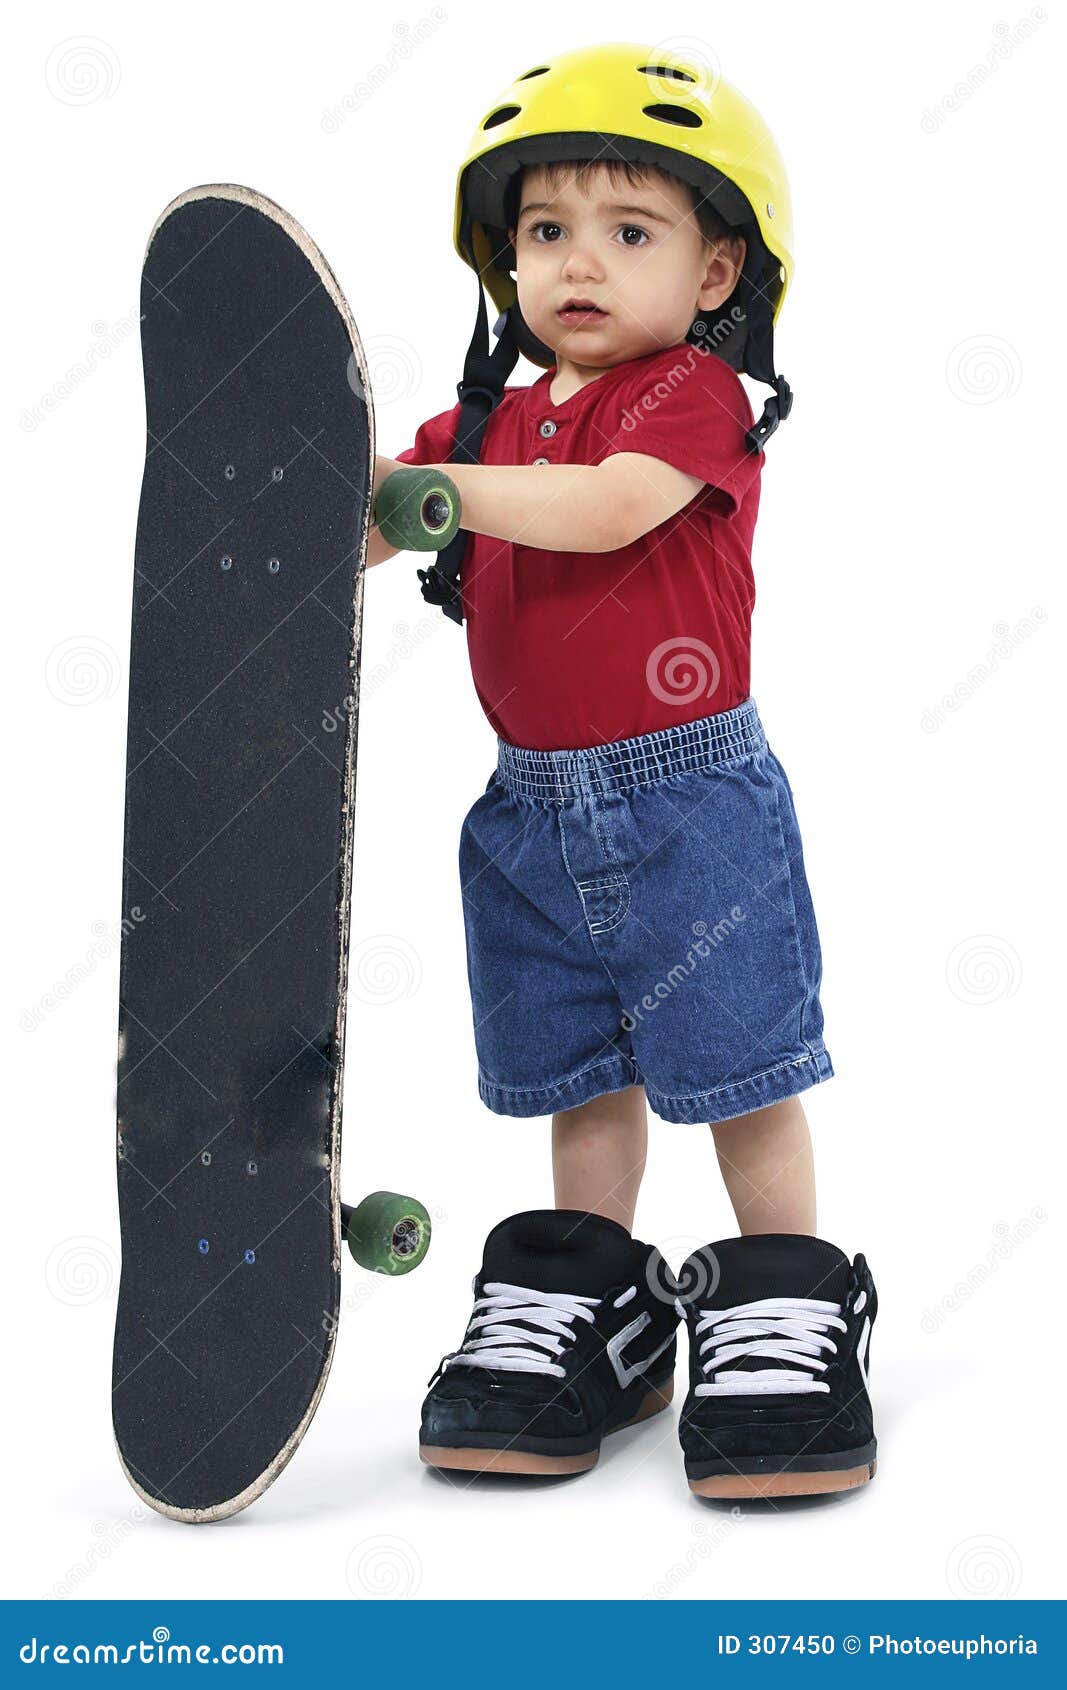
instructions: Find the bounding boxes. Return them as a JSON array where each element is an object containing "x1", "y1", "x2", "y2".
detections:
[
  {"x1": 538, "y1": 419, "x2": 558, "y2": 438},
  {"x1": 533, "y1": 456, "x2": 550, "y2": 465}
]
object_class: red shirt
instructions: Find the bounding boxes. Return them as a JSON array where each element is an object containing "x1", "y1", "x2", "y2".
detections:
[{"x1": 396, "y1": 341, "x2": 761, "y2": 751}]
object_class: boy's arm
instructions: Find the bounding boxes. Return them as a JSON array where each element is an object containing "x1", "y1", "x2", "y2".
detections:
[
  {"x1": 423, "y1": 453, "x2": 704, "y2": 553},
  {"x1": 364, "y1": 451, "x2": 704, "y2": 565}
]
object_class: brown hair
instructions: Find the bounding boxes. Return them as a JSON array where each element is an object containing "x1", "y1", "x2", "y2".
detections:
[{"x1": 512, "y1": 156, "x2": 733, "y2": 246}]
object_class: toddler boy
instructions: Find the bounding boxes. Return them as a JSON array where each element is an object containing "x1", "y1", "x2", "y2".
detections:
[{"x1": 369, "y1": 43, "x2": 877, "y2": 1498}]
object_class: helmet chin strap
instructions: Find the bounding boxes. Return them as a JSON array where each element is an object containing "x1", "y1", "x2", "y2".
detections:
[{"x1": 417, "y1": 243, "x2": 519, "y2": 624}]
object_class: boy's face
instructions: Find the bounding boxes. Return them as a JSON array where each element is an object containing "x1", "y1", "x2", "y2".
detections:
[{"x1": 508, "y1": 164, "x2": 745, "y2": 368}]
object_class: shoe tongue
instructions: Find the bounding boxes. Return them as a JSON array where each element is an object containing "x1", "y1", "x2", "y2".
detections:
[
  {"x1": 683, "y1": 1234, "x2": 851, "y2": 1310},
  {"x1": 481, "y1": 1210, "x2": 639, "y2": 1297}
]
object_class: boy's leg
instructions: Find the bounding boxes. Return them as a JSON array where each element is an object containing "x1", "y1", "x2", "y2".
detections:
[
  {"x1": 552, "y1": 1084, "x2": 647, "y2": 1231},
  {"x1": 710, "y1": 1096, "x2": 816, "y2": 1235},
  {"x1": 682, "y1": 1100, "x2": 878, "y2": 1499}
]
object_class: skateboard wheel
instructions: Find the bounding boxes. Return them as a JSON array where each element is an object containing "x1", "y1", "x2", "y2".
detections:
[
  {"x1": 374, "y1": 468, "x2": 461, "y2": 553},
  {"x1": 342, "y1": 1191, "x2": 431, "y2": 1276}
]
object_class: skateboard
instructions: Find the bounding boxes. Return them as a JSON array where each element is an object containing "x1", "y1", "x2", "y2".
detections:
[{"x1": 113, "y1": 184, "x2": 460, "y2": 1523}]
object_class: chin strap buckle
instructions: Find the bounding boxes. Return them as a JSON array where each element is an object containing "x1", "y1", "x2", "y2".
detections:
[
  {"x1": 417, "y1": 563, "x2": 464, "y2": 625},
  {"x1": 745, "y1": 374, "x2": 793, "y2": 453}
]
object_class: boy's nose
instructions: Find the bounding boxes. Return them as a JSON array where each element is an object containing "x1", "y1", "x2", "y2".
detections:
[{"x1": 561, "y1": 249, "x2": 603, "y2": 282}]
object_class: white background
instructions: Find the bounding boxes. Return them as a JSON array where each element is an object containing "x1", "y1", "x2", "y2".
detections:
[{"x1": 4, "y1": 0, "x2": 1062, "y2": 1602}]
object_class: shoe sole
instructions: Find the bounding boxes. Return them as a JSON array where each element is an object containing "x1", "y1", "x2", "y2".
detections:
[
  {"x1": 420, "y1": 1376, "x2": 673, "y2": 1476},
  {"x1": 689, "y1": 1456, "x2": 877, "y2": 1499}
]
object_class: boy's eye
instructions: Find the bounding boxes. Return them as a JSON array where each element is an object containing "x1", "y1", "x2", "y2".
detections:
[{"x1": 525, "y1": 220, "x2": 650, "y2": 246}]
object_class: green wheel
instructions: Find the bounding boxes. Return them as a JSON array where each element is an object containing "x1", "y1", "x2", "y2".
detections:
[
  {"x1": 375, "y1": 467, "x2": 461, "y2": 552},
  {"x1": 342, "y1": 1191, "x2": 431, "y2": 1276}
]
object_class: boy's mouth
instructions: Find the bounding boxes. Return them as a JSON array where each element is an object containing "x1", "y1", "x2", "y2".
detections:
[{"x1": 557, "y1": 298, "x2": 609, "y2": 327}]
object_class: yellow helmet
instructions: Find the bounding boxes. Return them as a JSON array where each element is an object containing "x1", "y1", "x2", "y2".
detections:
[
  {"x1": 419, "y1": 43, "x2": 794, "y2": 622},
  {"x1": 455, "y1": 41, "x2": 793, "y2": 375}
]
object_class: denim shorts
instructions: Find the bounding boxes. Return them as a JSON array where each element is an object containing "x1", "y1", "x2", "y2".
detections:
[{"x1": 458, "y1": 698, "x2": 833, "y2": 1126}]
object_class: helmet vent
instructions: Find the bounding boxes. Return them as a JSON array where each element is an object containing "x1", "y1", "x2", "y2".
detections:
[
  {"x1": 483, "y1": 105, "x2": 521, "y2": 130},
  {"x1": 642, "y1": 103, "x2": 702, "y2": 129},
  {"x1": 637, "y1": 64, "x2": 696, "y2": 83},
  {"x1": 518, "y1": 67, "x2": 549, "y2": 79}
]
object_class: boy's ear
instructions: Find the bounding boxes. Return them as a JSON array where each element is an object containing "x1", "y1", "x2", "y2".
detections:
[{"x1": 699, "y1": 234, "x2": 747, "y2": 307}]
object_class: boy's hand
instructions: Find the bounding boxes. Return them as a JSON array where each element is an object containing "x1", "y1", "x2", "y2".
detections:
[
  {"x1": 366, "y1": 456, "x2": 406, "y2": 569},
  {"x1": 372, "y1": 454, "x2": 404, "y2": 508}
]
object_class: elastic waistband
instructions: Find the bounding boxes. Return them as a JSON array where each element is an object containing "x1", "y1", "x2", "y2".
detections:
[{"x1": 496, "y1": 699, "x2": 767, "y2": 801}]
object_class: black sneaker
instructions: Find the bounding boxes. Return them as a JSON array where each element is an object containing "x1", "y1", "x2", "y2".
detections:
[
  {"x1": 420, "y1": 1210, "x2": 679, "y2": 1476},
  {"x1": 677, "y1": 1234, "x2": 877, "y2": 1499}
]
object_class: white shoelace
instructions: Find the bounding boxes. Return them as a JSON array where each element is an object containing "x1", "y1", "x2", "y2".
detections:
[
  {"x1": 694, "y1": 1296, "x2": 846, "y2": 1396},
  {"x1": 444, "y1": 1281, "x2": 600, "y2": 1378}
]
